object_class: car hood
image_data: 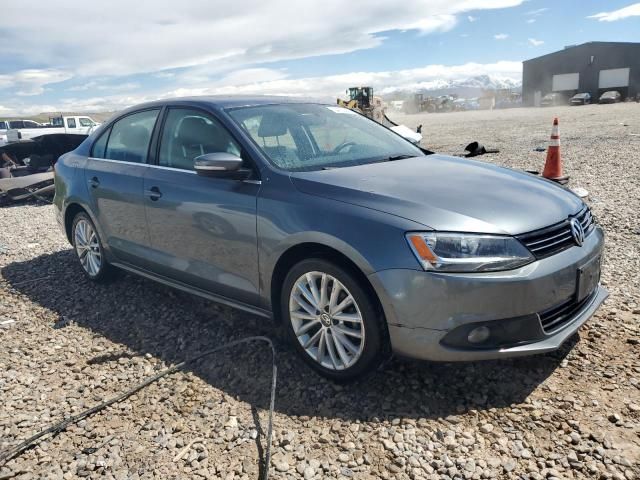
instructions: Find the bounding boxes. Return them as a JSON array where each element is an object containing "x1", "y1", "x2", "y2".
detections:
[{"x1": 290, "y1": 155, "x2": 583, "y2": 235}]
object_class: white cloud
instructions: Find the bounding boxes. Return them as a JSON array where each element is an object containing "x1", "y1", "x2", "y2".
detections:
[
  {"x1": 526, "y1": 18, "x2": 536, "y2": 23},
  {"x1": 67, "y1": 81, "x2": 100, "y2": 92},
  {"x1": 0, "y1": 0, "x2": 524, "y2": 82},
  {"x1": 0, "y1": 61, "x2": 522, "y2": 115},
  {"x1": 494, "y1": 33, "x2": 509, "y2": 40},
  {"x1": 410, "y1": 14, "x2": 458, "y2": 34},
  {"x1": 588, "y1": 3, "x2": 640, "y2": 21},
  {"x1": 526, "y1": 7, "x2": 548, "y2": 16},
  {"x1": 153, "y1": 72, "x2": 176, "y2": 79},
  {"x1": 67, "y1": 81, "x2": 140, "y2": 92},
  {"x1": 160, "y1": 61, "x2": 523, "y2": 99},
  {"x1": 528, "y1": 38, "x2": 544, "y2": 46},
  {"x1": 0, "y1": 69, "x2": 72, "y2": 96},
  {"x1": 0, "y1": 1, "x2": 531, "y2": 113},
  {"x1": 100, "y1": 82, "x2": 140, "y2": 92},
  {"x1": 213, "y1": 68, "x2": 289, "y2": 87}
]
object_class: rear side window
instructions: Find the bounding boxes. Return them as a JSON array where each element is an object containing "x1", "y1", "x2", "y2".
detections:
[
  {"x1": 0, "y1": 121, "x2": 7, "y2": 130},
  {"x1": 67, "y1": 118, "x2": 77, "y2": 128},
  {"x1": 104, "y1": 109, "x2": 160, "y2": 164},
  {"x1": 158, "y1": 108, "x2": 241, "y2": 171},
  {"x1": 91, "y1": 128, "x2": 110, "y2": 158},
  {"x1": 9, "y1": 121, "x2": 24, "y2": 129}
]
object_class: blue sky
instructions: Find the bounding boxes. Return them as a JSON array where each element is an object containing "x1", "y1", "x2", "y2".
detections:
[{"x1": 0, "y1": 0, "x2": 638, "y2": 115}]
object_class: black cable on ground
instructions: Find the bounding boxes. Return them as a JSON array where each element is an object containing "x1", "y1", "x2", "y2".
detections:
[{"x1": 0, "y1": 336, "x2": 277, "y2": 480}]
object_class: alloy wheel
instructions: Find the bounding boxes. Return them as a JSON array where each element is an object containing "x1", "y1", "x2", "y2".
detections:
[
  {"x1": 74, "y1": 218, "x2": 102, "y2": 277},
  {"x1": 289, "y1": 271, "x2": 365, "y2": 370}
]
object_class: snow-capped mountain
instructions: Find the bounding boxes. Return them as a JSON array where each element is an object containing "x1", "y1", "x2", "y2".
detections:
[
  {"x1": 450, "y1": 74, "x2": 521, "y2": 90},
  {"x1": 381, "y1": 75, "x2": 522, "y2": 98}
]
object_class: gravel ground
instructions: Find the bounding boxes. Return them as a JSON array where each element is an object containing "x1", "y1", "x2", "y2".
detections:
[{"x1": 1, "y1": 103, "x2": 639, "y2": 480}]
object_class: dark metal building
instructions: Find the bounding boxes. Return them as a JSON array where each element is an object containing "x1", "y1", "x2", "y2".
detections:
[{"x1": 522, "y1": 42, "x2": 640, "y2": 106}]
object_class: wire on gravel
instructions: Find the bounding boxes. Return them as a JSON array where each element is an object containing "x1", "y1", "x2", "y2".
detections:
[
  {"x1": 3, "y1": 275, "x2": 54, "y2": 288},
  {"x1": 0, "y1": 336, "x2": 278, "y2": 480}
]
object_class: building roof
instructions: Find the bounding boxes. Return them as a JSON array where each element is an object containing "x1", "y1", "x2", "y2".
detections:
[{"x1": 523, "y1": 41, "x2": 640, "y2": 64}]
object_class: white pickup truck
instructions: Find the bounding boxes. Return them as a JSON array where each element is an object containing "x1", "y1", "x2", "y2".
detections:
[{"x1": 6, "y1": 115, "x2": 100, "y2": 143}]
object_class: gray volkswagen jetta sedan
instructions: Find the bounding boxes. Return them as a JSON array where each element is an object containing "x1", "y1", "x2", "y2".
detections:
[{"x1": 53, "y1": 96, "x2": 607, "y2": 380}]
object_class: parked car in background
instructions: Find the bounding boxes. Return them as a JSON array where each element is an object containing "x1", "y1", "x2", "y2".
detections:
[
  {"x1": 1, "y1": 120, "x2": 43, "y2": 146},
  {"x1": 6, "y1": 115, "x2": 100, "y2": 142},
  {"x1": 598, "y1": 91, "x2": 622, "y2": 104},
  {"x1": 570, "y1": 93, "x2": 591, "y2": 105},
  {"x1": 540, "y1": 92, "x2": 566, "y2": 107},
  {"x1": 54, "y1": 96, "x2": 607, "y2": 380}
]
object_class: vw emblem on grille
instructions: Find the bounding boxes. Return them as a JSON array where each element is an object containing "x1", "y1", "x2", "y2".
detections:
[{"x1": 569, "y1": 218, "x2": 585, "y2": 246}]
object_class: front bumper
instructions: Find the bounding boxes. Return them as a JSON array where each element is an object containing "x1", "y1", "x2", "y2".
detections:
[{"x1": 369, "y1": 226, "x2": 607, "y2": 362}]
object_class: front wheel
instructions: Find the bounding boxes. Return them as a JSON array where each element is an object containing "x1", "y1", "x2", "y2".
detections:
[
  {"x1": 281, "y1": 259, "x2": 386, "y2": 381},
  {"x1": 72, "y1": 212, "x2": 115, "y2": 282}
]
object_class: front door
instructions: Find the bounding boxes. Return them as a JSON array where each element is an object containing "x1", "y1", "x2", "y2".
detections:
[
  {"x1": 143, "y1": 107, "x2": 260, "y2": 306},
  {"x1": 84, "y1": 108, "x2": 160, "y2": 265}
]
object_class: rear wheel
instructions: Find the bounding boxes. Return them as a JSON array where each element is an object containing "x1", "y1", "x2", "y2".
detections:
[
  {"x1": 72, "y1": 212, "x2": 115, "y2": 282},
  {"x1": 281, "y1": 258, "x2": 386, "y2": 381}
]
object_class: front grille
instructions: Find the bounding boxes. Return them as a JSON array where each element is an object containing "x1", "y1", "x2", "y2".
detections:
[
  {"x1": 517, "y1": 206, "x2": 595, "y2": 259},
  {"x1": 539, "y1": 290, "x2": 597, "y2": 333}
]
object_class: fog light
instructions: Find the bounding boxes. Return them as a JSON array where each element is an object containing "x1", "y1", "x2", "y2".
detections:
[{"x1": 467, "y1": 326, "x2": 490, "y2": 344}]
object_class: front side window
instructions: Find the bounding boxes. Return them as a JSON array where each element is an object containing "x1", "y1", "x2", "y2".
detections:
[
  {"x1": 158, "y1": 108, "x2": 241, "y2": 171},
  {"x1": 104, "y1": 109, "x2": 160, "y2": 163},
  {"x1": 79, "y1": 117, "x2": 94, "y2": 127},
  {"x1": 0, "y1": 121, "x2": 7, "y2": 130},
  {"x1": 24, "y1": 120, "x2": 40, "y2": 128},
  {"x1": 228, "y1": 104, "x2": 422, "y2": 171}
]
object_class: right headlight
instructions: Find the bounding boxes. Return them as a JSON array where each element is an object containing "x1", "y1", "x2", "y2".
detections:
[{"x1": 406, "y1": 232, "x2": 534, "y2": 273}]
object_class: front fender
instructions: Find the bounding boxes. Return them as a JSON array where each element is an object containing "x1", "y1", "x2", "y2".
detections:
[{"x1": 257, "y1": 174, "x2": 425, "y2": 307}]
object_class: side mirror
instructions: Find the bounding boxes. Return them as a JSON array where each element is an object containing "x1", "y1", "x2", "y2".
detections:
[{"x1": 194, "y1": 152, "x2": 248, "y2": 178}]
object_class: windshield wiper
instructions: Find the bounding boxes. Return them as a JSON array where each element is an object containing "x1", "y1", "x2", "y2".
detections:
[
  {"x1": 317, "y1": 154, "x2": 415, "y2": 171},
  {"x1": 382, "y1": 154, "x2": 416, "y2": 162}
]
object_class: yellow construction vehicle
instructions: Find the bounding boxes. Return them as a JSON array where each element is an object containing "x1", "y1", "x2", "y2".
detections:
[
  {"x1": 337, "y1": 87, "x2": 387, "y2": 123},
  {"x1": 337, "y1": 86, "x2": 423, "y2": 145}
]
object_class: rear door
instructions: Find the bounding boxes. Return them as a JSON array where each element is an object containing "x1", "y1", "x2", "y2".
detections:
[
  {"x1": 142, "y1": 107, "x2": 260, "y2": 305},
  {"x1": 84, "y1": 108, "x2": 160, "y2": 265}
]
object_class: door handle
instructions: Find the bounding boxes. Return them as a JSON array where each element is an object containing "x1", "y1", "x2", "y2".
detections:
[
  {"x1": 145, "y1": 186, "x2": 162, "y2": 201},
  {"x1": 88, "y1": 176, "x2": 100, "y2": 188}
]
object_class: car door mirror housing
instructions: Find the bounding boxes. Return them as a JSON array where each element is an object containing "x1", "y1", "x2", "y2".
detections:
[{"x1": 194, "y1": 152, "x2": 248, "y2": 179}]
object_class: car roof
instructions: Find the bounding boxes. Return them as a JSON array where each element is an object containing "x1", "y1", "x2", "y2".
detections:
[{"x1": 118, "y1": 95, "x2": 336, "y2": 114}]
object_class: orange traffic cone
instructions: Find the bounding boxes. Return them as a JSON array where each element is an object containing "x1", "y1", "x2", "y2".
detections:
[{"x1": 542, "y1": 117, "x2": 569, "y2": 184}]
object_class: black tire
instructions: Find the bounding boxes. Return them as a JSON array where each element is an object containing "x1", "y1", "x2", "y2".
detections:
[
  {"x1": 71, "y1": 212, "x2": 116, "y2": 282},
  {"x1": 280, "y1": 258, "x2": 387, "y2": 382}
]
